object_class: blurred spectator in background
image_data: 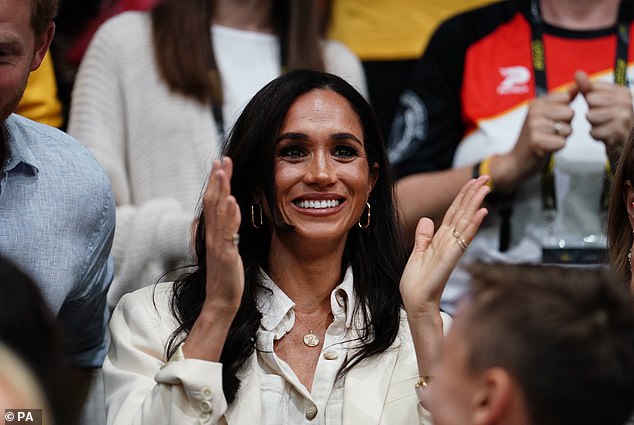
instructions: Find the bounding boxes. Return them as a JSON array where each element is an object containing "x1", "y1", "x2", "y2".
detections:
[
  {"x1": 43, "y1": 0, "x2": 102, "y2": 128},
  {"x1": 327, "y1": 0, "x2": 496, "y2": 140},
  {"x1": 61, "y1": 0, "x2": 158, "y2": 70},
  {"x1": 17, "y1": 0, "x2": 158, "y2": 129},
  {"x1": 68, "y1": 0, "x2": 367, "y2": 309},
  {"x1": 388, "y1": 0, "x2": 634, "y2": 313}
]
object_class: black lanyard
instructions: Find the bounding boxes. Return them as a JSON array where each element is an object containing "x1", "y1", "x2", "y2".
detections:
[{"x1": 529, "y1": 0, "x2": 630, "y2": 214}]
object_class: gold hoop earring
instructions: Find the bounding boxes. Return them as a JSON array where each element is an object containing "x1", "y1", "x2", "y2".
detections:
[
  {"x1": 251, "y1": 204, "x2": 263, "y2": 229},
  {"x1": 358, "y1": 202, "x2": 371, "y2": 229}
]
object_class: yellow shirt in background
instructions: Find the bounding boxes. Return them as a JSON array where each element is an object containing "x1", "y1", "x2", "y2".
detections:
[
  {"x1": 328, "y1": 0, "x2": 499, "y2": 60},
  {"x1": 16, "y1": 51, "x2": 63, "y2": 128}
]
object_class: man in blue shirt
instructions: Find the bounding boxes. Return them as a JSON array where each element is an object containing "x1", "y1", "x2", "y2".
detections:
[{"x1": 0, "y1": 0, "x2": 115, "y2": 416}]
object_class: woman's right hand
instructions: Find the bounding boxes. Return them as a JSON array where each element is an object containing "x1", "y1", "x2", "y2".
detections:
[
  {"x1": 202, "y1": 157, "x2": 244, "y2": 316},
  {"x1": 183, "y1": 157, "x2": 244, "y2": 361}
]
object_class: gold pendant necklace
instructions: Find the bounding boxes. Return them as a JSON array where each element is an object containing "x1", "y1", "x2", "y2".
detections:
[
  {"x1": 294, "y1": 312, "x2": 331, "y2": 348},
  {"x1": 303, "y1": 332, "x2": 320, "y2": 347}
]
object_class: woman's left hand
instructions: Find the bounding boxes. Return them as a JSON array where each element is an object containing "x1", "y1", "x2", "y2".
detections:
[{"x1": 400, "y1": 176, "x2": 490, "y2": 319}]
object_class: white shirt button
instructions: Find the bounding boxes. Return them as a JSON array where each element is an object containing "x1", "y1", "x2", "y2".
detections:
[
  {"x1": 201, "y1": 387, "x2": 213, "y2": 399},
  {"x1": 323, "y1": 351, "x2": 338, "y2": 360},
  {"x1": 305, "y1": 405, "x2": 318, "y2": 420},
  {"x1": 200, "y1": 400, "x2": 212, "y2": 412}
]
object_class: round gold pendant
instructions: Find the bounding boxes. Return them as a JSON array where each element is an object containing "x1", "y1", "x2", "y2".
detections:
[{"x1": 303, "y1": 332, "x2": 320, "y2": 347}]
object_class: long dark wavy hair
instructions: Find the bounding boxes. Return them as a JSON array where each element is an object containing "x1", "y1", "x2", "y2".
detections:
[
  {"x1": 151, "y1": 0, "x2": 325, "y2": 104},
  {"x1": 166, "y1": 70, "x2": 407, "y2": 404}
]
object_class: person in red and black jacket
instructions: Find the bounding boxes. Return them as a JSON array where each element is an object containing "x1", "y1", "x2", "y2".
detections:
[{"x1": 389, "y1": 0, "x2": 634, "y2": 313}]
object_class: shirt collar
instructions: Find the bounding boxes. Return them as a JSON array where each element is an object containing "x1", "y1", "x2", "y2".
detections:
[
  {"x1": 257, "y1": 265, "x2": 357, "y2": 334},
  {"x1": 3, "y1": 118, "x2": 40, "y2": 175},
  {"x1": 258, "y1": 269, "x2": 296, "y2": 333},
  {"x1": 331, "y1": 266, "x2": 355, "y2": 329}
]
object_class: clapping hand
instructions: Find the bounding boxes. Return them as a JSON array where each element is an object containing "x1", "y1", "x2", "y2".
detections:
[
  {"x1": 400, "y1": 176, "x2": 490, "y2": 319},
  {"x1": 183, "y1": 157, "x2": 245, "y2": 361},
  {"x1": 202, "y1": 157, "x2": 244, "y2": 317}
]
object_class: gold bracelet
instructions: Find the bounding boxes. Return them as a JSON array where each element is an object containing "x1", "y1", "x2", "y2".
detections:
[
  {"x1": 415, "y1": 375, "x2": 433, "y2": 408},
  {"x1": 415, "y1": 375, "x2": 433, "y2": 389}
]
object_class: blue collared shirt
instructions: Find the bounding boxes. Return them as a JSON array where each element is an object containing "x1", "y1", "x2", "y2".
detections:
[{"x1": 0, "y1": 114, "x2": 115, "y2": 368}]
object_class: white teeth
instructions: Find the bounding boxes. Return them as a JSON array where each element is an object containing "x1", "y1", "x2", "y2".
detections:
[{"x1": 297, "y1": 199, "x2": 340, "y2": 209}]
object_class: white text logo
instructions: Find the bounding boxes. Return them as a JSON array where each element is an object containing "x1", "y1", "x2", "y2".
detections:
[{"x1": 496, "y1": 66, "x2": 531, "y2": 95}]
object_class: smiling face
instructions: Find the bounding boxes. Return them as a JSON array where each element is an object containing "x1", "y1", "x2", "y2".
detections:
[{"x1": 272, "y1": 88, "x2": 378, "y2": 247}]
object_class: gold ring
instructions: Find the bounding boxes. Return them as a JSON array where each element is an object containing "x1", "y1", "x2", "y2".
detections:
[
  {"x1": 415, "y1": 375, "x2": 433, "y2": 390},
  {"x1": 553, "y1": 121, "x2": 562, "y2": 136},
  {"x1": 452, "y1": 229, "x2": 468, "y2": 251},
  {"x1": 224, "y1": 233, "x2": 240, "y2": 245}
]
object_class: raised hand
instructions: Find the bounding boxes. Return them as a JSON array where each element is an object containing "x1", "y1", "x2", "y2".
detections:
[
  {"x1": 400, "y1": 176, "x2": 489, "y2": 390},
  {"x1": 202, "y1": 157, "x2": 244, "y2": 315},
  {"x1": 400, "y1": 176, "x2": 490, "y2": 318},
  {"x1": 183, "y1": 157, "x2": 244, "y2": 361}
]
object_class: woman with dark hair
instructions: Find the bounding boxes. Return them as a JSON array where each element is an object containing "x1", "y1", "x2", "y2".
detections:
[
  {"x1": 67, "y1": 0, "x2": 367, "y2": 308},
  {"x1": 608, "y1": 128, "x2": 634, "y2": 291},
  {"x1": 104, "y1": 70, "x2": 489, "y2": 425}
]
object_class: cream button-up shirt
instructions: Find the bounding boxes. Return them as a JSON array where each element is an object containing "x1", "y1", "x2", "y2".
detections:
[
  {"x1": 104, "y1": 268, "x2": 440, "y2": 425},
  {"x1": 256, "y1": 267, "x2": 356, "y2": 425}
]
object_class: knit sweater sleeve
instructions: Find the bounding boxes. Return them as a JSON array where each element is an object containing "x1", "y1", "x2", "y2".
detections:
[
  {"x1": 68, "y1": 16, "x2": 129, "y2": 206},
  {"x1": 68, "y1": 14, "x2": 195, "y2": 308},
  {"x1": 109, "y1": 202, "x2": 194, "y2": 306}
]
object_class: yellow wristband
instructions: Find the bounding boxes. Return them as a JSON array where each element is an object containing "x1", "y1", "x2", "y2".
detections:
[{"x1": 479, "y1": 157, "x2": 495, "y2": 190}]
